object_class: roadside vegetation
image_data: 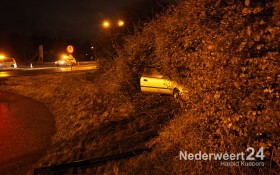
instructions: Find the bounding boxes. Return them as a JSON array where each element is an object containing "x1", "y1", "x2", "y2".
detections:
[
  {"x1": 0, "y1": 0, "x2": 279, "y2": 174},
  {"x1": 111, "y1": 0, "x2": 280, "y2": 174},
  {"x1": 0, "y1": 69, "x2": 179, "y2": 174}
]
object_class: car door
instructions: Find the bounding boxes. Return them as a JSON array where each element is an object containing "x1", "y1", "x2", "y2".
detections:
[{"x1": 140, "y1": 68, "x2": 172, "y2": 94}]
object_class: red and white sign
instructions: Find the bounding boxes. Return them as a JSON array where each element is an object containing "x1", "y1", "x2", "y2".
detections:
[{"x1": 66, "y1": 45, "x2": 74, "y2": 54}]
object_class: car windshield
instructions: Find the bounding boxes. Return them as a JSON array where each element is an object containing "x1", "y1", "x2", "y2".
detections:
[{"x1": 2, "y1": 58, "x2": 14, "y2": 62}]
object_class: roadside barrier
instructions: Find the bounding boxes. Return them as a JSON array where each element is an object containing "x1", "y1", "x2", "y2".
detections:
[{"x1": 34, "y1": 147, "x2": 152, "y2": 174}]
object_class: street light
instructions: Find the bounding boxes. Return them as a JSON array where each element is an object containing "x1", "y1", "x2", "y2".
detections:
[
  {"x1": 102, "y1": 19, "x2": 124, "y2": 29},
  {"x1": 117, "y1": 20, "x2": 124, "y2": 27},
  {"x1": 102, "y1": 20, "x2": 110, "y2": 28},
  {"x1": 91, "y1": 46, "x2": 96, "y2": 60}
]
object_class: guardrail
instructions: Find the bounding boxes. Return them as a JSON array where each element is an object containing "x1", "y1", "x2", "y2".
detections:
[
  {"x1": 34, "y1": 147, "x2": 152, "y2": 175},
  {"x1": 16, "y1": 61, "x2": 98, "y2": 68},
  {"x1": 34, "y1": 61, "x2": 97, "y2": 66}
]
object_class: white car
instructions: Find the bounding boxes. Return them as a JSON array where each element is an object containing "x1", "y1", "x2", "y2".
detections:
[
  {"x1": 0, "y1": 57, "x2": 17, "y2": 68},
  {"x1": 55, "y1": 55, "x2": 76, "y2": 66},
  {"x1": 140, "y1": 67, "x2": 184, "y2": 98}
]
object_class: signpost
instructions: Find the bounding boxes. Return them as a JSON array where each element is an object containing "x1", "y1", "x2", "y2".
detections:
[
  {"x1": 38, "y1": 45, "x2": 43, "y2": 62},
  {"x1": 66, "y1": 45, "x2": 74, "y2": 71}
]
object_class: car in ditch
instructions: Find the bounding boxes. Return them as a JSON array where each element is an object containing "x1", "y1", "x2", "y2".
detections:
[
  {"x1": 55, "y1": 54, "x2": 76, "y2": 66},
  {"x1": 140, "y1": 67, "x2": 184, "y2": 99},
  {"x1": 0, "y1": 55, "x2": 17, "y2": 68}
]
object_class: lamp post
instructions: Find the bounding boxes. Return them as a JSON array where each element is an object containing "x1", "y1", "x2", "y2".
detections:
[
  {"x1": 100, "y1": 19, "x2": 125, "y2": 60},
  {"x1": 101, "y1": 19, "x2": 125, "y2": 34},
  {"x1": 102, "y1": 20, "x2": 111, "y2": 29},
  {"x1": 91, "y1": 46, "x2": 96, "y2": 60},
  {"x1": 117, "y1": 20, "x2": 124, "y2": 27}
]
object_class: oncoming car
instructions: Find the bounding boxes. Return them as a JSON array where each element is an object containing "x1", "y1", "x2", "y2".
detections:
[
  {"x1": 55, "y1": 55, "x2": 76, "y2": 66},
  {"x1": 0, "y1": 56, "x2": 17, "y2": 68},
  {"x1": 140, "y1": 67, "x2": 184, "y2": 99}
]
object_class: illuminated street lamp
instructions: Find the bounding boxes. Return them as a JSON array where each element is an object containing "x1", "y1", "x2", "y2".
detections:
[
  {"x1": 102, "y1": 20, "x2": 110, "y2": 28},
  {"x1": 117, "y1": 20, "x2": 124, "y2": 27},
  {"x1": 91, "y1": 46, "x2": 96, "y2": 60},
  {"x1": 102, "y1": 19, "x2": 124, "y2": 29},
  {"x1": 101, "y1": 19, "x2": 125, "y2": 41}
]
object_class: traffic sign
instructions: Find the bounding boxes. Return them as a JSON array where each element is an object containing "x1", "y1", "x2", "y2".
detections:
[{"x1": 66, "y1": 45, "x2": 74, "y2": 54}]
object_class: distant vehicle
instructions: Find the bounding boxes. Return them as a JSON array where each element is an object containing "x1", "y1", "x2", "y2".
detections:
[
  {"x1": 140, "y1": 67, "x2": 184, "y2": 99},
  {"x1": 0, "y1": 56, "x2": 17, "y2": 68},
  {"x1": 55, "y1": 55, "x2": 76, "y2": 66}
]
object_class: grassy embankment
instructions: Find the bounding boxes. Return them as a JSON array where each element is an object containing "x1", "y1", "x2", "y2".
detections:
[{"x1": 0, "y1": 68, "x2": 179, "y2": 174}]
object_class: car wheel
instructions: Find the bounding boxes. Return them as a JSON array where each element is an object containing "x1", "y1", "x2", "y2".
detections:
[{"x1": 173, "y1": 88, "x2": 180, "y2": 99}]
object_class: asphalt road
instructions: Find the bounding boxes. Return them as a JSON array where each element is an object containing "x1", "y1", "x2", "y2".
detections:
[
  {"x1": 0, "y1": 91, "x2": 55, "y2": 175},
  {"x1": 0, "y1": 61, "x2": 98, "y2": 78}
]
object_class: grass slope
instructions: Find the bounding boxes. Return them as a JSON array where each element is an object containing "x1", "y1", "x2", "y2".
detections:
[{"x1": 0, "y1": 70, "x2": 179, "y2": 174}]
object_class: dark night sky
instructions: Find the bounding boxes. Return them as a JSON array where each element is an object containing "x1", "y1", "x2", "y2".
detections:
[
  {"x1": 0, "y1": 0, "x2": 139, "y2": 40},
  {"x1": 0, "y1": 0, "x2": 173, "y2": 59}
]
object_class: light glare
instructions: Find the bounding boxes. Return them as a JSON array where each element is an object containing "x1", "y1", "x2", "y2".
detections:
[
  {"x1": 102, "y1": 21, "x2": 110, "y2": 28},
  {"x1": 0, "y1": 55, "x2": 6, "y2": 59},
  {"x1": 117, "y1": 20, "x2": 124, "y2": 27},
  {"x1": 61, "y1": 54, "x2": 68, "y2": 59}
]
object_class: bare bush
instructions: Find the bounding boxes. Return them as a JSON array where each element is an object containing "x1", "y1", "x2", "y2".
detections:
[{"x1": 112, "y1": 0, "x2": 280, "y2": 174}]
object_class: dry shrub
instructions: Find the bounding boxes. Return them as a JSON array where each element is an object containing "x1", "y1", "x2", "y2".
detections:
[{"x1": 110, "y1": 0, "x2": 280, "y2": 174}]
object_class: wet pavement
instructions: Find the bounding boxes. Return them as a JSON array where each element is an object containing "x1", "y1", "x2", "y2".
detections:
[
  {"x1": 0, "y1": 61, "x2": 98, "y2": 78},
  {"x1": 0, "y1": 91, "x2": 55, "y2": 175}
]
